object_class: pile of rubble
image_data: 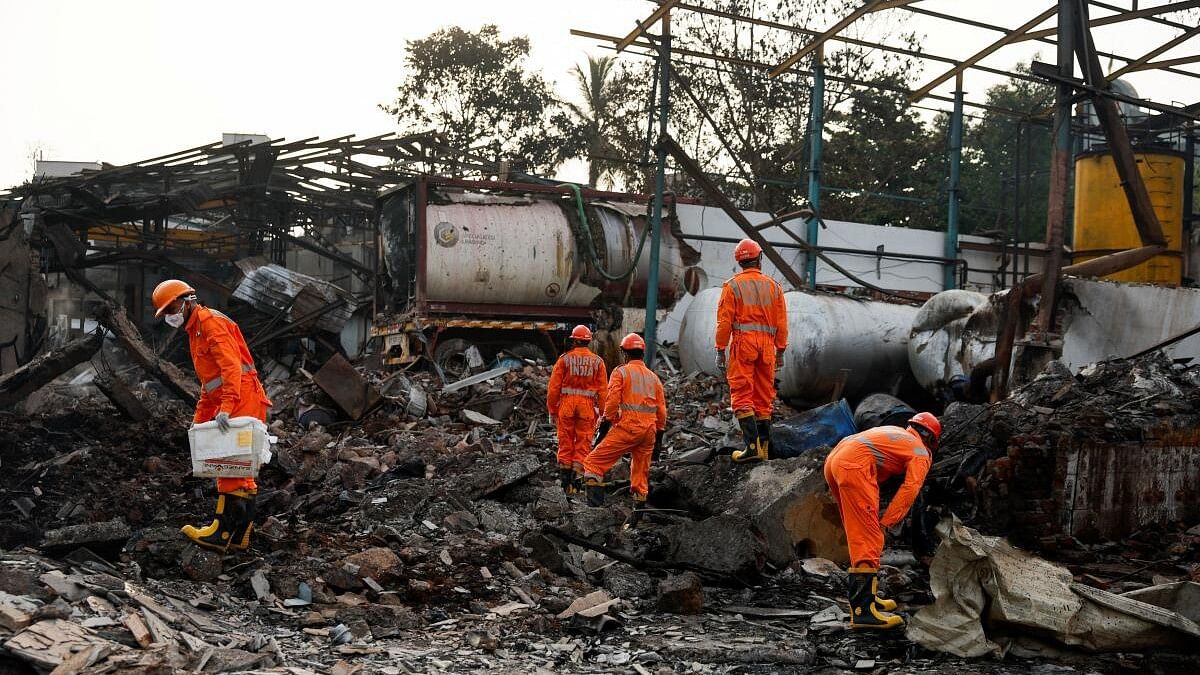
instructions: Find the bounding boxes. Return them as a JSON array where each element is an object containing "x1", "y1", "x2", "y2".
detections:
[
  {"x1": 923, "y1": 352, "x2": 1200, "y2": 582},
  {"x1": 2, "y1": 345, "x2": 1200, "y2": 673}
]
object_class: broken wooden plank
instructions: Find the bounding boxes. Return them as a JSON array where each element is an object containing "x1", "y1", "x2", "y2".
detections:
[
  {"x1": 0, "y1": 331, "x2": 102, "y2": 409},
  {"x1": 718, "y1": 605, "x2": 816, "y2": 619},
  {"x1": 3, "y1": 619, "x2": 123, "y2": 671},
  {"x1": 48, "y1": 643, "x2": 107, "y2": 675},
  {"x1": 139, "y1": 606, "x2": 177, "y2": 648},
  {"x1": 95, "y1": 303, "x2": 198, "y2": 407},
  {"x1": 93, "y1": 371, "x2": 150, "y2": 421},
  {"x1": 123, "y1": 612, "x2": 154, "y2": 649},
  {"x1": 0, "y1": 592, "x2": 37, "y2": 631}
]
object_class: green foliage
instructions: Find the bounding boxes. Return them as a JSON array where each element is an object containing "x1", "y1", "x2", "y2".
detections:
[
  {"x1": 561, "y1": 56, "x2": 654, "y2": 190},
  {"x1": 956, "y1": 65, "x2": 1054, "y2": 241},
  {"x1": 381, "y1": 25, "x2": 570, "y2": 174},
  {"x1": 822, "y1": 76, "x2": 945, "y2": 228}
]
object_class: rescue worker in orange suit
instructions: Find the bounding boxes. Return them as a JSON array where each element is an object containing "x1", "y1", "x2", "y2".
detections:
[
  {"x1": 715, "y1": 239, "x2": 788, "y2": 462},
  {"x1": 547, "y1": 325, "x2": 607, "y2": 496},
  {"x1": 152, "y1": 279, "x2": 272, "y2": 554},
  {"x1": 823, "y1": 412, "x2": 941, "y2": 629},
  {"x1": 581, "y1": 333, "x2": 666, "y2": 528}
]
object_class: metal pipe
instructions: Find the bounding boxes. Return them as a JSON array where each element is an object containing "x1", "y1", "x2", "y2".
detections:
[
  {"x1": 644, "y1": 14, "x2": 671, "y2": 367},
  {"x1": 677, "y1": 232, "x2": 965, "y2": 265},
  {"x1": 806, "y1": 47, "x2": 825, "y2": 289},
  {"x1": 945, "y1": 75, "x2": 964, "y2": 290}
]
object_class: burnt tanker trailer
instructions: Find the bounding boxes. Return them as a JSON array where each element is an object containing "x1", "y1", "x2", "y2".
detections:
[{"x1": 370, "y1": 178, "x2": 699, "y2": 376}]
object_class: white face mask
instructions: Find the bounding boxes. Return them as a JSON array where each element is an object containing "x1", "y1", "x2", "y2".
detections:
[{"x1": 164, "y1": 312, "x2": 185, "y2": 328}]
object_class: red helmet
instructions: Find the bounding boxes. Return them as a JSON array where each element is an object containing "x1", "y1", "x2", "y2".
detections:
[
  {"x1": 570, "y1": 325, "x2": 593, "y2": 341},
  {"x1": 908, "y1": 412, "x2": 942, "y2": 442},
  {"x1": 152, "y1": 279, "x2": 196, "y2": 317},
  {"x1": 619, "y1": 333, "x2": 645, "y2": 351},
  {"x1": 734, "y1": 239, "x2": 763, "y2": 262}
]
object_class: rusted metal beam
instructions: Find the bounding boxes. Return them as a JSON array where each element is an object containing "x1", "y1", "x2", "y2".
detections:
[
  {"x1": 1107, "y1": 25, "x2": 1200, "y2": 80},
  {"x1": 910, "y1": 5, "x2": 1059, "y2": 102},
  {"x1": 656, "y1": 0, "x2": 1046, "y2": 86},
  {"x1": 769, "y1": 0, "x2": 917, "y2": 78},
  {"x1": 617, "y1": 0, "x2": 682, "y2": 51},
  {"x1": 1125, "y1": 53, "x2": 1200, "y2": 71},
  {"x1": 1020, "y1": 0, "x2": 1200, "y2": 41},
  {"x1": 655, "y1": 134, "x2": 807, "y2": 290}
]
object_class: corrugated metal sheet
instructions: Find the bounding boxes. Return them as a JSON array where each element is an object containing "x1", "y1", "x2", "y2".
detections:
[{"x1": 233, "y1": 263, "x2": 357, "y2": 334}]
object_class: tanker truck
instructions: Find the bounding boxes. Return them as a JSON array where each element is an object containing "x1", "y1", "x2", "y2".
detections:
[{"x1": 368, "y1": 177, "x2": 700, "y2": 377}]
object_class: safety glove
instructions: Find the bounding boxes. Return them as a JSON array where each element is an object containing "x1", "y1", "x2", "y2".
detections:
[
  {"x1": 716, "y1": 350, "x2": 726, "y2": 371},
  {"x1": 653, "y1": 430, "x2": 665, "y2": 461},
  {"x1": 214, "y1": 412, "x2": 232, "y2": 433}
]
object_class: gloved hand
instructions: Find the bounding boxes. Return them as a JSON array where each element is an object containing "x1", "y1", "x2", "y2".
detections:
[
  {"x1": 883, "y1": 520, "x2": 903, "y2": 537},
  {"x1": 716, "y1": 350, "x2": 726, "y2": 371},
  {"x1": 592, "y1": 418, "x2": 612, "y2": 448},
  {"x1": 214, "y1": 411, "x2": 232, "y2": 433},
  {"x1": 653, "y1": 430, "x2": 665, "y2": 461},
  {"x1": 775, "y1": 348, "x2": 786, "y2": 370}
]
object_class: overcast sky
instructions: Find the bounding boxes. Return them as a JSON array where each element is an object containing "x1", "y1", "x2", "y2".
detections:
[{"x1": 1, "y1": 0, "x2": 1195, "y2": 190}]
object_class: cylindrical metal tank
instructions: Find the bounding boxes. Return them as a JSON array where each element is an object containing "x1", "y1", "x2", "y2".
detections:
[
  {"x1": 379, "y1": 184, "x2": 697, "y2": 312},
  {"x1": 907, "y1": 289, "x2": 996, "y2": 392},
  {"x1": 1072, "y1": 150, "x2": 1185, "y2": 285},
  {"x1": 678, "y1": 287, "x2": 920, "y2": 407}
]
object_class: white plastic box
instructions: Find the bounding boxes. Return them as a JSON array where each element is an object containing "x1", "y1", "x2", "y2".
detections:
[{"x1": 188, "y1": 416, "x2": 275, "y2": 479}]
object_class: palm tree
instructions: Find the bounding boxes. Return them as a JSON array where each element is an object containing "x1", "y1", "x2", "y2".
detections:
[{"x1": 565, "y1": 56, "x2": 638, "y2": 189}]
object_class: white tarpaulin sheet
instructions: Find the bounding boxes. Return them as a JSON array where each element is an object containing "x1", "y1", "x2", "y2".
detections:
[{"x1": 907, "y1": 518, "x2": 1200, "y2": 657}]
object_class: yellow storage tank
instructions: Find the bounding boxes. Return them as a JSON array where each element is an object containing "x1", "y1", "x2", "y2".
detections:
[{"x1": 1072, "y1": 150, "x2": 1185, "y2": 285}]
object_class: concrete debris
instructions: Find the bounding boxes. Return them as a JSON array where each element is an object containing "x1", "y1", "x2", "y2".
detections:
[{"x1": 656, "y1": 573, "x2": 704, "y2": 614}]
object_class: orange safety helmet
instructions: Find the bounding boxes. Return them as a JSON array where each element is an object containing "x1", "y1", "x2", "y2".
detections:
[
  {"x1": 908, "y1": 412, "x2": 942, "y2": 443},
  {"x1": 734, "y1": 238, "x2": 763, "y2": 262},
  {"x1": 151, "y1": 279, "x2": 196, "y2": 317},
  {"x1": 570, "y1": 325, "x2": 593, "y2": 341},
  {"x1": 619, "y1": 333, "x2": 646, "y2": 351}
]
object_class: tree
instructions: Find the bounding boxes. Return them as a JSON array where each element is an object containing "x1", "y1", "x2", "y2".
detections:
[
  {"x1": 956, "y1": 64, "x2": 1054, "y2": 241},
  {"x1": 381, "y1": 25, "x2": 571, "y2": 175},
  {"x1": 822, "y1": 76, "x2": 944, "y2": 228},
  {"x1": 660, "y1": 0, "x2": 923, "y2": 212},
  {"x1": 562, "y1": 56, "x2": 653, "y2": 190}
]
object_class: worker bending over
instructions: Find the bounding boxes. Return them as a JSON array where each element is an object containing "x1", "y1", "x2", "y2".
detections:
[
  {"x1": 582, "y1": 333, "x2": 666, "y2": 528},
  {"x1": 152, "y1": 279, "x2": 271, "y2": 554},
  {"x1": 547, "y1": 325, "x2": 607, "y2": 496},
  {"x1": 715, "y1": 239, "x2": 788, "y2": 462},
  {"x1": 823, "y1": 412, "x2": 941, "y2": 629}
]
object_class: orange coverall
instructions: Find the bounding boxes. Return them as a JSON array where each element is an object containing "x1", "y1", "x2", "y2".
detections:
[
  {"x1": 823, "y1": 426, "x2": 931, "y2": 568},
  {"x1": 547, "y1": 347, "x2": 607, "y2": 473},
  {"x1": 715, "y1": 268, "x2": 788, "y2": 420},
  {"x1": 186, "y1": 306, "x2": 272, "y2": 494},
  {"x1": 582, "y1": 359, "x2": 667, "y2": 499}
]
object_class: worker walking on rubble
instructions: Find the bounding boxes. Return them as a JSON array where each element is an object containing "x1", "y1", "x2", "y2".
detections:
[
  {"x1": 715, "y1": 238, "x2": 788, "y2": 462},
  {"x1": 823, "y1": 412, "x2": 941, "y2": 629},
  {"x1": 582, "y1": 333, "x2": 666, "y2": 528},
  {"x1": 152, "y1": 279, "x2": 271, "y2": 554},
  {"x1": 547, "y1": 325, "x2": 607, "y2": 496}
]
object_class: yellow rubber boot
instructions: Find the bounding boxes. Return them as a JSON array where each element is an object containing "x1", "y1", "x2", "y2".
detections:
[
  {"x1": 847, "y1": 567, "x2": 904, "y2": 629},
  {"x1": 182, "y1": 491, "x2": 250, "y2": 554},
  {"x1": 874, "y1": 580, "x2": 898, "y2": 612},
  {"x1": 731, "y1": 413, "x2": 762, "y2": 463},
  {"x1": 226, "y1": 490, "x2": 257, "y2": 551}
]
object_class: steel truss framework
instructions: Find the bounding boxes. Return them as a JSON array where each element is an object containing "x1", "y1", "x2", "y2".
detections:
[{"x1": 572, "y1": 0, "x2": 1200, "y2": 365}]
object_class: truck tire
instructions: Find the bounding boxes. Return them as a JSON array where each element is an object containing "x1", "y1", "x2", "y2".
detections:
[{"x1": 433, "y1": 338, "x2": 480, "y2": 380}]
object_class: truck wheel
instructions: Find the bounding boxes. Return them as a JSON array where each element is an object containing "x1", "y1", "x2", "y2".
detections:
[
  {"x1": 433, "y1": 338, "x2": 481, "y2": 380},
  {"x1": 503, "y1": 342, "x2": 548, "y2": 364}
]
